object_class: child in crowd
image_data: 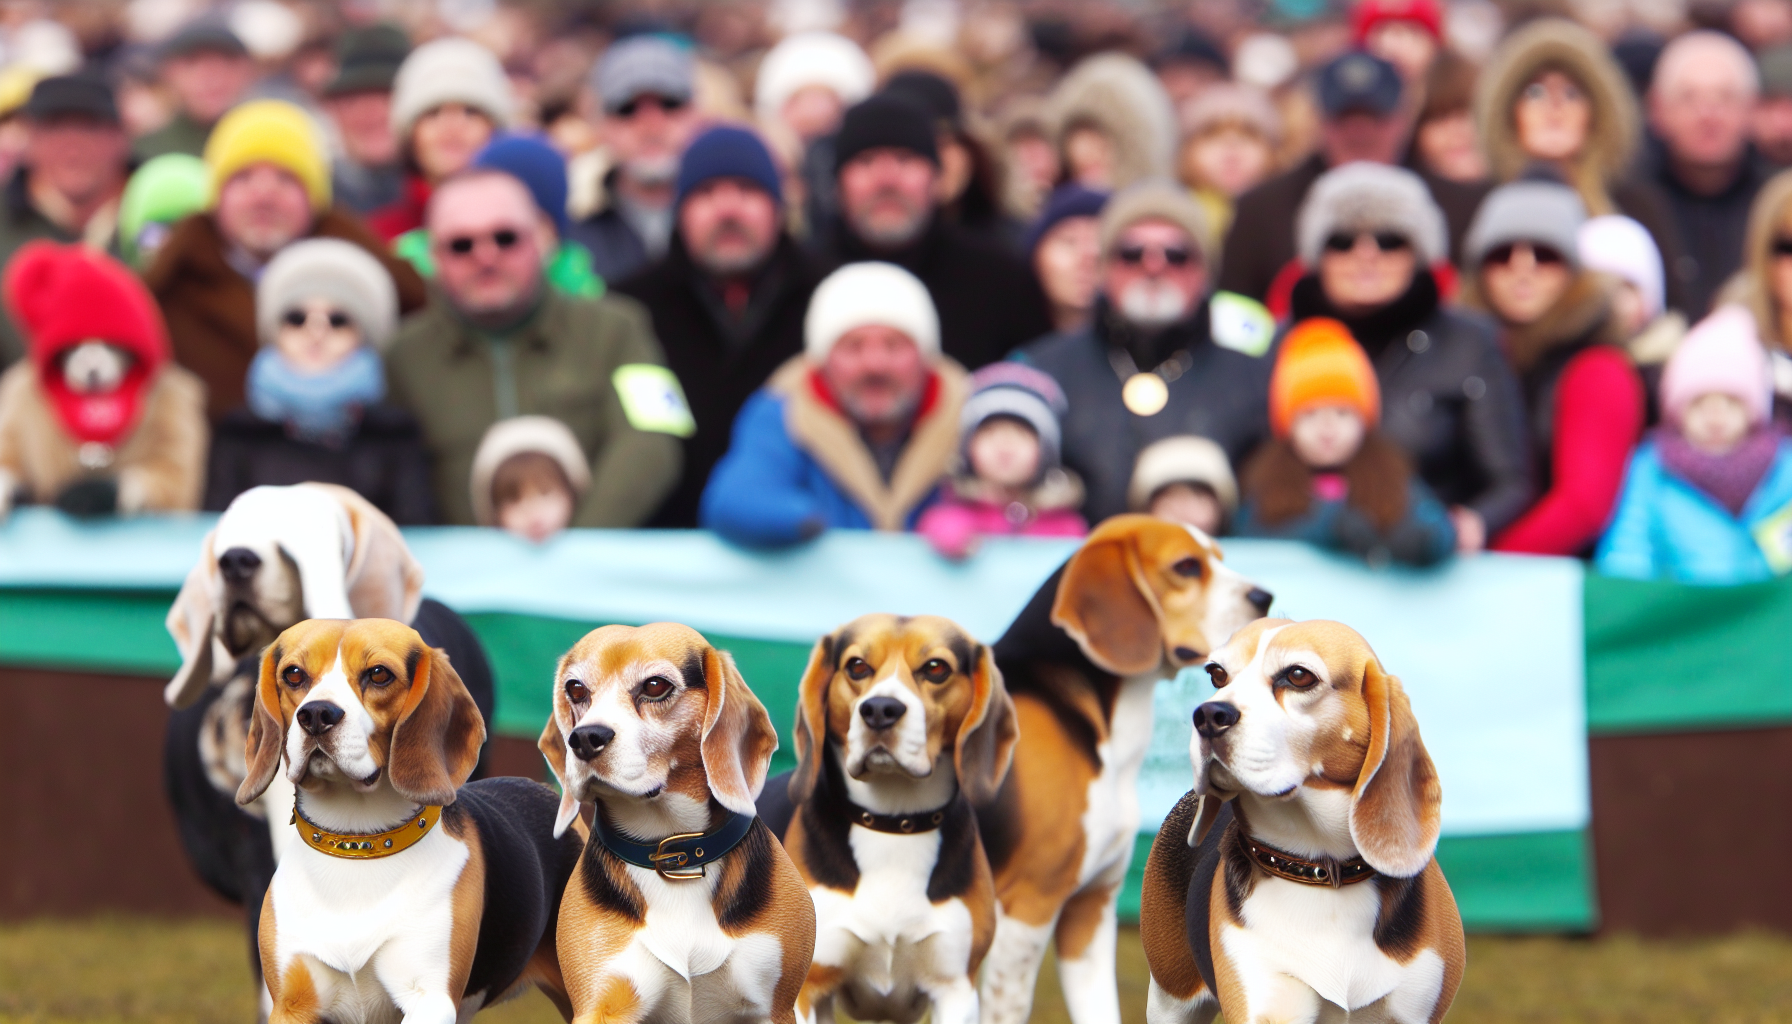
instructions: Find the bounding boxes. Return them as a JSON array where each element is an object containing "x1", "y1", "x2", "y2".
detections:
[
  {"x1": 1175, "y1": 83, "x2": 1280, "y2": 241},
  {"x1": 470, "y1": 415, "x2": 591, "y2": 543},
  {"x1": 1578, "y1": 214, "x2": 1685, "y2": 403},
  {"x1": 1128, "y1": 435, "x2": 1239, "y2": 536},
  {"x1": 1236, "y1": 318, "x2": 1456, "y2": 565},
  {"x1": 918, "y1": 363, "x2": 1088, "y2": 559},
  {"x1": 0, "y1": 241, "x2": 205, "y2": 518},
  {"x1": 1598, "y1": 307, "x2": 1792, "y2": 583}
]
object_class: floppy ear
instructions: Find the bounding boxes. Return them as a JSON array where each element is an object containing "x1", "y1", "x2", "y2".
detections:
[
  {"x1": 1185, "y1": 792, "x2": 1230, "y2": 848},
  {"x1": 1349, "y1": 658, "x2": 1442, "y2": 877},
  {"x1": 236, "y1": 643, "x2": 287, "y2": 805},
  {"x1": 788, "y1": 635, "x2": 835, "y2": 804},
  {"x1": 953, "y1": 644, "x2": 1018, "y2": 804},
  {"x1": 539, "y1": 653, "x2": 582, "y2": 838},
  {"x1": 165, "y1": 532, "x2": 222, "y2": 709},
  {"x1": 327, "y1": 484, "x2": 425, "y2": 621},
  {"x1": 389, "y1": 645, "x2": 487, "y2": 806},
  {"x1": 700, "y1": 646, "x2": 780, "y2": 816},
  {"x1": 1052, "y1": 527, "x2": 1165, "y2": 675}
]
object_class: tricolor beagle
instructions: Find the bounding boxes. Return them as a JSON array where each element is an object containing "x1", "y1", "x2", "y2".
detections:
[
  {"x1": 538, "y1": 623, "x2": 817, "y2": 1024},
  {"x1": 239, "y1": 618, "x2": 581, "y2": 1024},
  {"x1": 1139, "y1": 619, "x2": 1464, "y2": 1024},
  {"x1": 755, "y1": 614, "x2": 1017, "y2": 1024},
  {"x1": 976, "y1": 515, "x2": 1270, "y2": 1024}
]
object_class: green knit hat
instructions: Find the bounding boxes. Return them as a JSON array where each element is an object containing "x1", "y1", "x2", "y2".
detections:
[{"x1": 119, "y1": 153, "x2": 209, "y2": 267}]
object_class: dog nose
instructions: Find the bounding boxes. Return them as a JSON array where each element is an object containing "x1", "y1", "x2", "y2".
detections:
[
  {"x1": 1247, "y1": 587, "x2": 1274, "y2": 614},
  {"x1": 218, "y1": 547, "x2": 262, "y2": 584},
  {"x1": 568, "y1": 724, "x2": 616, "y2": 762},
  {"x1": 295, "y1": 701, "x2": 344, "y2": 736},
  {"x1": 858, "y1": 696, "x2": 907, "y2": 730},
  {"x1": 1193, "y1": 701, "x2": 1240, "y2": 739}
]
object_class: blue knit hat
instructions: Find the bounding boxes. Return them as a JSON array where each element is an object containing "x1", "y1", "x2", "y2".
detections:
[
  {"x1": 675, "y1": 125, "x2": 782, "y2": 208},
  {"x1": 1025, "y1": 184, "x2": 1110, "y2": 257},
  {"x1": 473, "y1": 134, "x2": 568, "y2": 235}
]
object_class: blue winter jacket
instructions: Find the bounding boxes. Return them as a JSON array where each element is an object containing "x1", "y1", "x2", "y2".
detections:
[{"x1": 1595, "y1": 439, "x2": 1792, "y2": 584}]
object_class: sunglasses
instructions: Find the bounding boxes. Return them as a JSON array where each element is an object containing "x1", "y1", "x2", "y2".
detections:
[
  {"x1": 1772, "y1": 237, "x2": 1792, "y2": 258},
  {"x1": 1324, "y1": 231, "x2": 1409, "y2": 253},
  {"x1": 1115, "y1": 242, "x2": 1194, "y2": 267},
  {"x1": 282, "y1": 308, "x2": 351, "y2": 330},
  {"x1": 614, "y1": 94, "x2": 688, "y2": 118},
  {"x1": 1483, "y1": 242, "x2": 1566, "y2": 266},
  {"x1": 443, "y1": 229, "x2": 522, "y2": 256}
]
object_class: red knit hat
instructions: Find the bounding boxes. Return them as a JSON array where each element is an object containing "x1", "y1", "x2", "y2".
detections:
[
  {"x1": 1352, "y1": 0, "x2": 1443, "y2": 43},
  {"x1": 1270, "y1": 318, "x2": 1382, "y2": 437},
  {"x1": 5, "y1": 240, "x2": 170, "y2": 448}
]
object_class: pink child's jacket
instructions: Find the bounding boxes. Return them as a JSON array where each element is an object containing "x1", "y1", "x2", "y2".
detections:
[{"x1": 917, "y1": 469, "x2": 1089, "y2": 558}]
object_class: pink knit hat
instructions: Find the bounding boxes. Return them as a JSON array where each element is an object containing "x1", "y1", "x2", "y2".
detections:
[{"x1": 1660, "y1": 305, "x2": 1772, "y2": 427}]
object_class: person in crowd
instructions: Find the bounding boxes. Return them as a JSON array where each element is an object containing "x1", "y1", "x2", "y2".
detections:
[
  {"x1": 917, "y1": 362, "x2": 1087, "y2": 558},
  {"x1": 0, "y1": 242, "x2": 205, "y2": 519},
  {"x1": 1456, "y1": 178, "x2": 1644, "y2": 556},
  {"x1": 1048, "y1": 52, "x2": 1177, "y2": 194},
  {"x1": 365, "y1": 37, "x2": 512, "y2": 241},
  {"x1": 1723, "y1": 169, "x2": 1792, "y2": 430},
  {"x1": 1286, "y1": 161, "x2": 1530, "y2": 549},
  {"x1": 384, "y1": 168, "x2": 685, "y2": 527},
  {"x1": 204, "y1": 238, "x2": 433, "y2": 524},
  {"x1": 569, "y1": 35, "x2": 701, "y2": 284},
  {"x1": 322, "y1": 23, "x2": 411, "y2": 215},
  {"x1": 996, "y1": 98, "x2": 1059, "y2": 223},
  {"x1": 1175, "y1": 83, "x2": 1281, "y2": 242},
  {"x1": 815, "y1": 93, "x2": 1051, "y2": 369},
  {"x1": 146, "y1": 99, "x2": 427, "y2": 421},
  {"x1": 1017, "y1": 179, "x2": 1275, "y2": 522},
  {"x1": 753, "y1": 30, "x2": 874, "y2": 239},
  {"x1": 1237, "y1": 317, "x2": 1456, "y2": 565},
  {"x1": 118, "y1": 154, "x2": 208, "y2": 270},
  {"x1": 700, "y1": 261, "x2": 966, "y2": 546},
  {"x1": 1753, "y1": 44, "x2": 1792, "y2": 167},
  {"x1": 1579, "y1": 214, "x2": 1686, "y2": 395},
  {"x1": 1221, "y1": 50, "x2": 1489, "y2": 303},
  {"x1": 612, "y1": 125, "x2": 818, "y2": 527},
  {"x1": 883, "y1": 69, "x2": 1008, "y2": 242},
  {"x1": 1129, "y1": 434, "x2": 1239, "y2": 536},
  {"x1": 1027, "y1": 184, "x2": 1107, "y2": 333},
  {"x1": 1150, "y1": 28, "x2": 1230, "y2": 111},
  {"x1": 1598, "y1": 305, "x2": 1792, "y2": 583},
  {"x1": 0, "y1": 74, "x2": 130, "y2": 366},
  {"x1": 469, "y1": 415, "x2": 589, "y2": 543},
  {"x1": 133, "y1": 19, "x2": 255, "y2": 161},
  {"x1": 1412, "y1": 52, "x2": 1488, "y2": 185},
  {"x1": 1354, "y1": 0, "x2": 1444, "y2": 86}
]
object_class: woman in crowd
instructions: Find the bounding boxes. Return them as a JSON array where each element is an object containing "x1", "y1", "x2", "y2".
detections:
[
  {"x1": 1026, "y1": 184, "x2": 1107, "y2": 332},
  {"x1": 1175, "y1": 82, "x2": 1281, "y2": 241},
  {"x1": 1579, "y1": 214, "x2": 1684, "y2": 414},
  {"x1": 1047, "y1": 52, "x2": 1176, "y2": 194},
  {"x1": 1717, "y1": 168, "x2": 1792, "y2": 428},
  {"x1": 1411, "y1": 52, "x2": 1487, "y2": 185}
]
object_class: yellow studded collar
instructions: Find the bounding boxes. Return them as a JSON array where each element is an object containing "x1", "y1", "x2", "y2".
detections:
[{"x1": 292, "y1": 802, "x2": 442, "y2": 860}]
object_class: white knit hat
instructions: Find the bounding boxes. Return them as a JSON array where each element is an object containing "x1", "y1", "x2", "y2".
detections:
[
  {"x1": 469, "y1": 416, "x2": 591, "y2": 527},
  {"x1": 1128, "y1": 435, "x2": 1239, "y2": 514},
  {"x1": 389, "y1": 37, "x2": 513, "y2": 140},
  {"x1": 256, "y1": 238, "x2": 399, "y2": 351},
  {"x1": 804, "y1": 262, "x2": 940, "y2": 362},
  {"x1": 754, "y1": 31, "x2": 874, "y2": 124},
  {"x1": 1578, "y1": 214, "x2": 1664, "y2": 320},
  {"x1": 1296, "y1": 161, "x2": 1448, "y2": 267}
]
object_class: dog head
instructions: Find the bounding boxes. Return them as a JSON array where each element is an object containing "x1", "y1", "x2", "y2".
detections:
[
  {"x1": 164, "y1": 484, "x2": 424, "y2": 710},
  {"x1": 789, "y1": 614, "x2": 1017, "y2": 805},
  {"x1": 1190, "y1": 618, "x2": 1441, "y2": 877},
  {"x1": 537, "y1": 623, "x2": 779, "y2": 838},
  {"x1": 236, "y1": 618, "x2": 486, "y2": 808},
  {"x1": 1053, "y1": 514, "x2": 1272, "y2": 677},
  {"x1": 60, "y1": 341, "x2": 130, "y2": 394}
]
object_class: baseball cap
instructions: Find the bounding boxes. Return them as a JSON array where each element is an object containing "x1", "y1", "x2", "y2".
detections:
[{"x1": 1316, "y1": 50, "x2": 1402, "y2": 118}]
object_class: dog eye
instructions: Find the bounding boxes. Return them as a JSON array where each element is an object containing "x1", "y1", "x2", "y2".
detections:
[
  {"x1": 844, "y1": 657, "x2": 873, "y2": 680},
  {"x1": 1280, "y1": 666, "x2": 1319, "y2": 689},
  {"x1": 1171, "y1": 557, "x2": 1204, "y2": 578},
  {"x1": 918, "y1": 658, "x2": 952, "y2": 683},
  {"x1": 281, "y1": 665, "x2": 307, "y2": 687},
  {"x1": 362, "y1": 665, "x2": 393, "y2": 687},
  {"x1": 640, "y1": 676, "x2": 674, "y2": 700},
  {"x1": 564, "y1": 679, "x2": 589, "y2": 704},
  {"x1": 1204, "y1": 663, "x2": 1227, "y2": 687}
]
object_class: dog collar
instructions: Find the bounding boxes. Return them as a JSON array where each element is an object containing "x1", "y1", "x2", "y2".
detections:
[
  {"x1": 594, "y1": 808, "x2": 756, "y2": 880},
  {"x1": 1242, "y1": 833, "x2": 1376, "y2": 888},
  {"x1": 843, "y1": 795, "x2": 954, "y2": 835},
  {"x1": 291, "y1": 803, "x2": 441, "y2": 860}
]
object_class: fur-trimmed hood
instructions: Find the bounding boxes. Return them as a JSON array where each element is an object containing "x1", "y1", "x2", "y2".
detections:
[
  {"x1": 1717, "y1": 168, "x2": 1792, "y2": 351},
  {"x1": 1048, "y1": 53, "x2": 1176, "y2": 191}
]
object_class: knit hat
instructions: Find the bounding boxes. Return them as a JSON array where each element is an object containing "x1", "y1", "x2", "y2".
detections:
[
  {"x1": 1660, "y1": 305, "x2": 1772, "y2": 427},
  {"x1": 884, "y1": 70, "x2": 962, "y2": 128},
  {"x1": 326, "y1": 23, "x2": 411, "y2": 97},
  {"x1": 469, "y1": 416, "x2": 592, "y2": 527},
  {"x1": 1463, "y1": 179, "x2": 1587, "y2": 270},
  {"x1": 1269, "y1": 318, "x2": 1382, "y2": 437},
  {"x1": 960, "y1": 362, "x2": 1068, "y2": 473},
  {"x1": 24, "y1": 73, "x2": 118, "y2": 123},
  {"x1": 204, "y1": 99, "x2": 331, "y2": 212},
  {"x1": 1128, "y1": 435, "x2": 1239, "y2": 514},
  {"x1": 1296, "y1": 161, "x2": 1447, "y2": 266},
  {"x1": 1578, "y1": 215, "x2": 1664, "y2": 319},
  {"x1": 675, "y1": 125, "x2": 782, "y2": 208},
  {"x1": 5, "y1": 241, "x2": 169, "y2": 448},
  {"x1": 474, "y1": 134, "x2": 569, "y2": 235},
  {"x1": 834, "y1": 92, "x2": 939, "y2": 172},
  {"x1": 256, "y1": 238, "x2": 400, "y2": 352},
  {"x1": 1025, "y1": 184, "x2": 1108, "y2": 257},
  {"x1": 1352, "y1": 0, "x2": 1444, "y2": 44},
  {"x1": 389, "y1": 37, "x2": 512, "y2": 141},
  {"x1": 1098, "y1": 178, "x2": 1215, "y2": 267},
  {"x1": 754, "y1": 31, "x2": 874, "y2": 124},
  {"x1": 161, "y1": 18, "x2": 249, "y2": 61},
  {"x1": 592, "y1": 35, "x2": 695, "y2": 113},
  {"x1": 119, "y1": 153, "x2": 209, "y2": 265},
  {"x1": 1180, "y1": 83, "x2": 1282, "y2": 144},
  {"x1": 804, "y1": 262, "x2": 940, "y2": 362}
]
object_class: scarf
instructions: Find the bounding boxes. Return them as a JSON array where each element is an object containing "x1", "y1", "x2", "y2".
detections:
[
  {"x1": 1654, "y1": 425, "x2": 1781, "y2": 517},
  {"x1": 247, "y1": 346, "x2": 386, "y2": 445}
]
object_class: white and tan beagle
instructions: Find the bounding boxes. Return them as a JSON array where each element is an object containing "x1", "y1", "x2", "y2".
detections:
[
  {"x1": 240, "y1": 618, "x2": 581, "y2": 1024},
  {"x1": 755, "y1": 614, "x2": 1017, "y2": 1024},
  {"x1": 538, "y1": 623, "x2": 817, "y2": 1024},
  {"x1": 1139, "y1": 619, "x2": 1465, "y2": 1024},
  {"x1": 975, "y1": 515, "x2": 1270, "y2": 1024}
]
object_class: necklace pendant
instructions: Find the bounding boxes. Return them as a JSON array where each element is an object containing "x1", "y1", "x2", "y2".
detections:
[{"x1": 1123, "y1": 373, "x2": 1169, "y2": 416}]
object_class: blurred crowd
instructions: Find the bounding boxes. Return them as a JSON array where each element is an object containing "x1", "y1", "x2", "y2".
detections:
[{"x1": 3, "y1": 0, "x2": 1792, "y2": 585}]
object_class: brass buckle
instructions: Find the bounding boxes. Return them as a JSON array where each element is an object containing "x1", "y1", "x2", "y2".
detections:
[{"x1": 649, "y1": 831, "x2": 708, "y2": 880}]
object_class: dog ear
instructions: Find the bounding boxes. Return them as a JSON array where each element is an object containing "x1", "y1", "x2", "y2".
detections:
[
  {"x1": 327, "y1": 484, "x2": 425, "y2": 622},
  {"x1": 701, "y1": 647, "x2": 779, "y2": 816},
  {"x1": 788, "y1": 634, "x2": 835, "y2": 804},
  {"x1": 1052, "y1": 519, "x2": 1165, "y2": 675},
  {"x1": 389, "y1": 644, "x2": 487, "y2": 806},
  {"x1": 953, "y1": 643, "x2": 1018, "y2": 804},
  {"x1": 539, "y1": 652, "x2": 582, "y2": 838},
  {"x1": 236, "y1": 642, "x2": 287, "y2": 805},
  {"x1": 165, "y1": 532, "x2": 221, "y2": 709},
  {"x1": 1349, "y1": 657, "x2": 1442, "y2": 877}
]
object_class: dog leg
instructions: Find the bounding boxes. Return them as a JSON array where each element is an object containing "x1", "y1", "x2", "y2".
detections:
[
  {"x1": 1054, "y1": 884, "x2": 1121, "y2": 1024},
  {"x1": 390, "y1": 988, "x2": 459, "y2": 1024},
  {"x1": 977, "y1": 910, "x2": 1053, "y2": 1024},
  {"x1": 1146, "y1": 980, "x2": 1218, "y2": 1024},
  {"x1": 928, "y1": 976, "x2": 980, "y2": 1024}
]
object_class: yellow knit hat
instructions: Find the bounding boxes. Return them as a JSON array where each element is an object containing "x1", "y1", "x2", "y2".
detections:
[{"x1": 204, "y1": 99, "x2": 331, "y2": 212}]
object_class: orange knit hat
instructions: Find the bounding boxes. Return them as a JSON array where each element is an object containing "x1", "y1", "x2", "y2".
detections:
[{"x1": 1269, "y1": 318, "x2": 1381, "y2": 437}]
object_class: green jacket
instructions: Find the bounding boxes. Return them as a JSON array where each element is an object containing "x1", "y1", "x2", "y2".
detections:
[
  {"x1": 391, "y1": 228, "x2": 605, "y2": 299},
  {"x1": 132, "y1": 112, "x2": 212, "y2": 162},
  {"x1": 385, "y1": 288, "x2": 686, "y2": 527}
]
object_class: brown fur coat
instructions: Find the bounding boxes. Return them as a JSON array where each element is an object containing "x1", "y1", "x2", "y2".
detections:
[{"x1": 1242, "y1": 429, "x2": 1414, "y2": 533}]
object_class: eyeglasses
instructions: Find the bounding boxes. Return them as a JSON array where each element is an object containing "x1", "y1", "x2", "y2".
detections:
[
  {"x1": 1483, "y1": 242, "x2": 1566, "y2": 266},
  {"x1": 1324, "y1": 232, "x2": 1409, "y2": 253},
  {"x1": 1115, "y1": 242, "x2": 1194, "y2": 267},
  {"x1": 614, "y1": 94, "x2": 688, "y2": 118},
  {"x1": 442, "y1": 229, "x2": 522, "y2": 256},
  {"x1": 1772, "y1": 237, "x2": 1792, "y2": 258},
  {"x1": 282, "y1": 308, "x2": 351, "y2": 330}
]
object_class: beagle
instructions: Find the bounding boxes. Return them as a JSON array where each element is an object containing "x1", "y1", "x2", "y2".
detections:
[
  {"x1": 755, "y1": 614, "x2": 1017, "y2": 1024},
  {"x1": 976, "y1": 515, "x2": 1271, "y2": 1024},
  {"x1": 537, "y1": 623, "x2": 817, "y2": 1024},
  {"x1": 239, "y1": 618, "x2": 581, "y2": 1023},
  {"x1": 1139, "y1": 619, "x2": 1464, "y2": 1024}
]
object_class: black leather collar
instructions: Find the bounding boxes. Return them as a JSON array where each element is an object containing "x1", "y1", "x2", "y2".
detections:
[
  {"x1": 593, "y1": 808, "x2": 756, "y2": 879},
  {"x1": 843, "y1": 795, "x2": 955, "y2": 835}
]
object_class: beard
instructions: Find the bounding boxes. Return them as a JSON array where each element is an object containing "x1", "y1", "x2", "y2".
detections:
[
  {"x1": 624, "y1": 154, "x2": 680, "y2": 187},
  {"x1": 837, "y1": 377, "x2": 922, "y2": 428},
  {"x1": 1118, "y1": 279, "x2": 1194, "y2": 328},
  {"x1": 846, "y1": 190, "x2": 931, "y2": 249},
  {"x1": 692, "y1": 218, "x2": 772, "y2": 276}
]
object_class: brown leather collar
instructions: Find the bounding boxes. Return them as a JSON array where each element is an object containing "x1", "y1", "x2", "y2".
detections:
[
  {"x1": 844, "y1": 796, "x2": 952, "y2": 835},
  {"x1": 1242, "y1": 833, "x2": 1377, "y2": 888}
]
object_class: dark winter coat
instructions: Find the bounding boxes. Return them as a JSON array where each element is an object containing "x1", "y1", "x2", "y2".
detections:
[
  {"x1": 1647, "y1": 139, "x2": 1773, "y2": 319},
  {"x1": 567, "y1": 170, "x2": 653, "y2": 285},
  {"x1": 203, "y1": 405, "x2": 439, "y2": 525}
]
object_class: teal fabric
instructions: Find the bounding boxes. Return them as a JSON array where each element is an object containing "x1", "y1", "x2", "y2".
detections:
[{"x1": 1596, "y1": 439, "x2": 1792, "y2": 584}]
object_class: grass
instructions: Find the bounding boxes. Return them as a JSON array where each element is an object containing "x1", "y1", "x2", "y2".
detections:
[{"x1": 3, "y1": 918, "x2": 1792, "y2": 1023}]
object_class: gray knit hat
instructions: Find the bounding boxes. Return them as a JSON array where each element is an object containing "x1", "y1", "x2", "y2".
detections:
[
  {"x1": 1098, "y1": 178, "x2": 1215, "y2": 268},
  {"x1": 1462, "y1": 180, "x2": 1588, "y2": 270},
  {"x1": 389, "y1": 37, "x2": 513, "y2": 140},
  {"x1": 592, "y1": 36, "x2": 694, "y2": 113},
  {"x1": 256, "y1": 238, "x2": 399, "y2": 351},
  {"x1": 1296, "y1": 161, "x2": 1447, "y2": 266}
]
